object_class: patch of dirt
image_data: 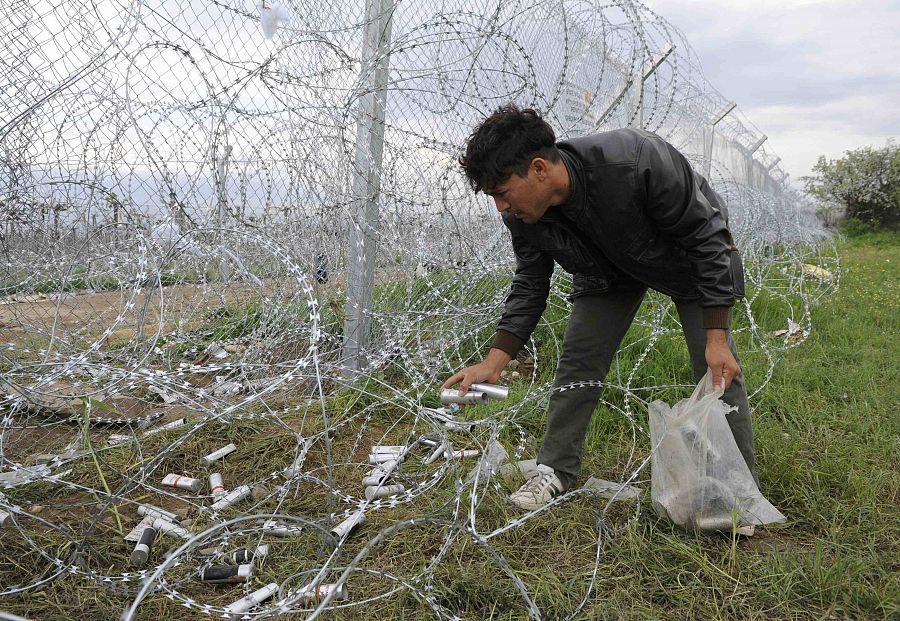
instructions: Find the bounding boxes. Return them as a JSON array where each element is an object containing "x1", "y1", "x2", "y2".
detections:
[
  {"x1": 1, "y1": 422, "x2": 79, "y2": 464},
  {"x1": 741, "y1": 529, "x2": 812, "y2": 555},
  {"x1": 0, "y1": 279, "x2": 311, "y2": 341}
]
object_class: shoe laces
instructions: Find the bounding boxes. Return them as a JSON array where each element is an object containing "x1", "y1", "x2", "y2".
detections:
[{"x1": 520, "y1": 464, "x2": 558, "y2": 497}]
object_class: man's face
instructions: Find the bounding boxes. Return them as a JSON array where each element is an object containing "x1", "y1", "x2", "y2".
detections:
[{"x1": 484, "y1": 162, "x2": 552, "y2": 224}]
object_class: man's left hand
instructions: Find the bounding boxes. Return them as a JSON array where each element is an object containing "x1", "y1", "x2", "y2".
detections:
[{"x1": 705, "y1": 329, "x2": 741, "y2": 392}]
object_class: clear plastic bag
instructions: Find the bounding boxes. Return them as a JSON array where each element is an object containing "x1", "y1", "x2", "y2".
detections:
[{"x1": 649, "y1": 372, "x2": 786, "y2": 532}]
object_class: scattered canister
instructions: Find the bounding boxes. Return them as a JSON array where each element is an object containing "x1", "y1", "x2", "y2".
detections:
[
  {"x1": 262, "y1": 519, "x2": 302, "y2": 537},
  {"x1": 209, "y1": 473, "x2": 226, "y2": 499},
  {"x1": 201, "y1": 443, "x2": 237, "y2": 466},
  {"x1": 369, "y1": 459, "x2": 398, "y2": 475},
  {"x1": 107, "y1": 433, "x2": 133, "y2": 446},
  {"x1": 297, "y1": 582, "x2": 349, "y2": 604},
  {"x1": 368, "y1": 452, "x2": 402, "y2": 465},
  {"x1": 232, "y1": 544, "x2": 269, "y2": 564},
  {"x1": 330, "y1": 511, "x2": 365, "y2": 541},
  {"x1": 162, "y1": 473, "x2": 202, "y2": 493},
  {"x1": 211, "y1": 485, "x2": 251, "y2": 511},
  {"x1": 129, "y1": 526, "x2": 156, "y2": 567},
  {"x1": 144, "y1": 417, "x2": 186, "y2": 437},
  {"x1": 200, "y1": 563, "x2": 254, "y2": 584},
  {"x1": 224, "y1": 582, "x2": 278, "y2": 618},
  {"x1": 362, "y1": 473, "x2": 389, "y2": 487},
  {"x1": 423, "y1": 443, "x2": 447, "y2": 465},
  {"x1": 152, "y1": 517, "x2": 191, "y2": 540},
  {"x1": 364, "y1": 484, "x2": 405, "y2": 501},
  {"x1": 137, "y1": 504, "x2": 178, "y2": 522},
  {"x1": 453, "y1": 449, "x2": 481, "y2": 460}
]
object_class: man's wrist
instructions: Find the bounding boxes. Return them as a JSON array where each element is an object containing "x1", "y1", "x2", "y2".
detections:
[
  {"x1": 485, "y1": 347, "x2": 512, "y2": 374},
  {"x1": 706, "y1": 328, "x2": 728, "y2": 344}
]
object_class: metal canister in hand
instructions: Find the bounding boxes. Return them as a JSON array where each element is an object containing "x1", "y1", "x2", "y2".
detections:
[{"x1": 439, "y1": 388, "x2": 488, "y2": 405}]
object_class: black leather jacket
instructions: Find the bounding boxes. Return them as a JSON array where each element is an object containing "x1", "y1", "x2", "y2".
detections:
[{"x1": 493, "y1": 128, "x2": 745, "y2": 356}]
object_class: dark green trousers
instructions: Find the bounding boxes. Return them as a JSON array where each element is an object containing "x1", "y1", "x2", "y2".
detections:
[{"x1": 536, "y1": 288, "x2": 758, "y2": 490}]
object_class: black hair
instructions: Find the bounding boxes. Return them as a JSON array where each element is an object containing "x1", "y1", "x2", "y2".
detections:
[{"x1": 458, "y1": 103, "x2": 560, "y2": 193}]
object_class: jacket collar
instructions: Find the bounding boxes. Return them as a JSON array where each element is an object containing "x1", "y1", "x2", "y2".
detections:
[{"x1": 545, "y1": 146, "x2": 586, "y2": 221}]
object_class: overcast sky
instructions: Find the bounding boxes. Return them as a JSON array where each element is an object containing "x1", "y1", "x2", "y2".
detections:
[{"x1": 643, "y1": 0, "x2": 900, "y2": 187}]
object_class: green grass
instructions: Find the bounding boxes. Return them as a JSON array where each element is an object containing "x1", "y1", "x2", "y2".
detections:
[{"x1": 1, "y1": 232, "x2": 897, "y2": 619}]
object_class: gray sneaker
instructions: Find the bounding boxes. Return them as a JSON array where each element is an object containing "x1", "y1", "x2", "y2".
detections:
[{"x1": 509, "y1": 464, "x2": 565, "y2": 510}]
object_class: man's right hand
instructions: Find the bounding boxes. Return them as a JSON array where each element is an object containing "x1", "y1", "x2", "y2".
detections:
[{"x1": 441, "y1": 348, "x2": 512, "y2": 395}]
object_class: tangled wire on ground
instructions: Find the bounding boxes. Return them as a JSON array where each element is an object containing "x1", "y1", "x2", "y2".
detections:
[{"x1": 1, "y1": 0, "x2": 838, "y2": 618}]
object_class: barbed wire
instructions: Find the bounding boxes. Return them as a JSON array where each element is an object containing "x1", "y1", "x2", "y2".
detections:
[{"x1": 0, "y1": 0, "x2": 838, "y2": 618}]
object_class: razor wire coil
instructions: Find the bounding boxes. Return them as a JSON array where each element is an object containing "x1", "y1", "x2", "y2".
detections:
[{"x1": 0, "y1": 0, "x2": 838, "y2": 618}]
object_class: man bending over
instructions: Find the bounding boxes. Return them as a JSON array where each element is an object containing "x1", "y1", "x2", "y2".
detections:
[{"x1": 441, "y1": 104, "x2": 756, "y2": 511}]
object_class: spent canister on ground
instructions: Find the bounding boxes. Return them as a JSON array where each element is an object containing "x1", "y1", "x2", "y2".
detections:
[
  {"x1": 200, "y1": 563, "x2": 254, "y2": 584},
  {"x1": 362, "y1": 473, "x2": 391, "y2": 486},
  {"x1": 129, "y1": 526, "x2": 156, "y2": 567},
  {"x1": 232, "y1": 544, "x2": 269, "y2": 564},
  {"x1": 369, "y1": 450, "x2": 405, "y2": 462},
  {"x1": 297, "y1": 582, "x2": 349, "y2": 604},
  {"x1": 107, "y1": 433, "x2": 133, "y2": 446},
  {"x1": 330, "y1": 510, "x2": 365, "y2": 541},
  {"x1": 161, "y1": 473, "x2": 202, "y2": 493},
  {"x1": 423, "y1": 443, "x2": 448, "y2": 465},
  {"x1": 208, "y1": 473, "x2": 226, "y2": 498},
  {"x1": 224, "y1": 582, "x2": 278, "y2": 617},
  {"x1": 152, "y1": 517, "x2": 191, "y2": 539},
  {"x1": 262, "y1": 519, "x2": 302, "y2": 536},
  {"x1": 144, "y1": 417, "x2": 186, "y2": 436},
  {"x1": 452, "y1": 449, "x2": 480, "y2": 460},
  {"x1": 364, "y1": 484, "x2": 405, "y2": 501},
  {"x1": 201, "y1": 443, "x2": 237, "y2": 466},
  {"x1": 371, "y1": 458, "x2": 399, "y2": 474},
  {"x1": 211, "y1": 484, "x2": 251, "y2": 511},
  {"x1": 137, "y1": 504, "x2": 177, "y2": 522}
]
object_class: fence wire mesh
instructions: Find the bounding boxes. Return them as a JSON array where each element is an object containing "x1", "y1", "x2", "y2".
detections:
[{"x1": 1, "y1": 0, "x2": 838, "y2": 618}]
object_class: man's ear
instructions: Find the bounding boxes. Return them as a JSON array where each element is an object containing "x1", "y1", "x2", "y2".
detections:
[{"x1": 531, "y1": 157, "x2": 550, "y2": 180}]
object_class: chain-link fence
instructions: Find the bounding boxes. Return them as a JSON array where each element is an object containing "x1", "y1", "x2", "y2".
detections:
[{"x1": 0, "y1": 0, "x2": 837, "y2": 618}]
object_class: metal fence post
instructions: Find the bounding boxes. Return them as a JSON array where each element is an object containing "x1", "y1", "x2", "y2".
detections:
[
  {"x1": 342, "y1": 0, "x2": 395, "y2": 375},
  {"x1": 704, "y1": 101, "x2": 736, "y2": 179},
  {"x1": 597, "y1": 43, "x2": 672, "y2": 129},
  {"x1": 746, "y1": 134, "x2": 767, "y2": 189},
  {"x1": 632, "y1": 43, "x2": 674, "y2": 129}
]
